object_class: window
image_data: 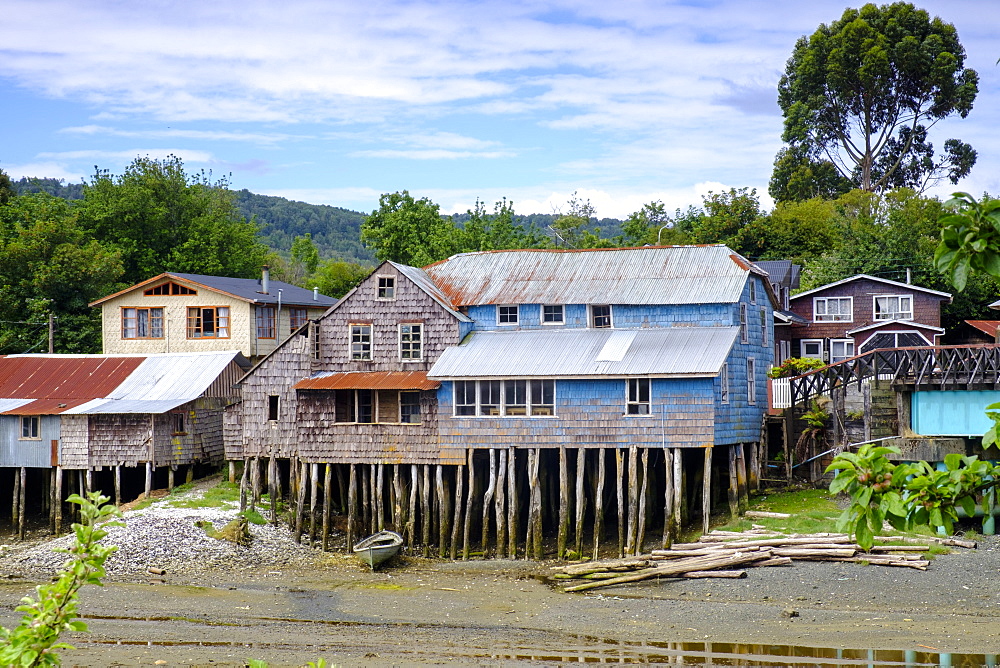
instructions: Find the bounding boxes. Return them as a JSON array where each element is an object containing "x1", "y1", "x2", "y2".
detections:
[
  {"x1": 749, "y1": 279, "x2": 756, "y2": 304},
  {"x1": 453, "y1": 379, "x2": 555, "y2": 417},
  {"x1": 542, "y1": 305, "x2": 564, "y2": 325},
  {"x1": 504, "y1": 379, "x2": 527, "y2": 415},
  {"x1": 626, "y1": 378, "x2": 651, "y2": 415},
  {"x1": 874, "y1": 295, "x2": 912, "y2": 321},
  {"x1": 720, "y1": 365, "x2": 729, "y2": 404},
  {"x1": 350, "y1": 324, "x2": 372, "y2": 360},
  {"x1": 801, "y1": 339, "x2": 823, "y2": 360},
  {"x1": 760, "y1": 307, "x2": 768, "y2": 345},
  {"x1": 256, "y1": 306, "x2": 276, "y2": 339},
  {"x1": 171, "y1": 412, "x2": 186, "y2": 435},
  {"x1": 20, "y1": 416, "x2": 39, "y2": 440},
  {"x1": 455, "y1": 381, "x2": 477, "y2": 416},
  {"x1": 290, "y1": 307, "x2": 308, "y2": 333},
  {"x1": 739, "y1": 303, "x2": 748, "y2": 343},
  {"x1": 334, "y1": 389, "x2": 378, "y2": 423},
  {"x1": 591, "y1": 305, "x2": 612, "y2": 328},
  {"x1": 122, "y1": 307, "x2": 163, "y2": 339},
  {"x1": 187, "y1": 307, "x2": 230, "y2": 338},
  {"x1": 747, "y1": 358, "x2": 756, "y2": 405},
  {"x1": 377, "y1": 276, "x2": 395, "y2": 300},
  {"x1": 267, "y1": 395, "x2": 279, "y2": 421},
  {"x1": 830, "y1": 339, "x2": 855, "y2": 364},
  {"x1": 814, "y1": 297, "x2": 852, "y2": 322},
  {"x1": 144, "y1": 281, "x2": 196, "y2": 296},
  {"x1": 357, "y1": 389, "x2": 373, "y2": 423},
  {"x1": 312, "y1": 322, "x2": 322, "y2": 360},
  {"x1": 399, "y1": 323, "x2": 422, "y2": 360},
  {"x1": 498, "y1": 305, "x2": 519, "y2": 325},
  {"x1": 400, "y1": 392, "x2": 421, "y2": 424}
]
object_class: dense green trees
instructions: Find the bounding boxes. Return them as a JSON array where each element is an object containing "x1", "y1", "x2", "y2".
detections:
[{"x1": 775, "y1": 2, "x2": 978, "y2": 196}]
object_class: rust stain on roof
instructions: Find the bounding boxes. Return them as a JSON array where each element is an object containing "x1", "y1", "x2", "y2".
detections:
[
  {"x1": 293, "y1": 371, "x2": 440, "y2": 391},
  {"x1": 0, "y1": 356, "x2": 143, "y2": 413},
  {"x1": 966, "y1": 320, "x2": 1000, "y2": 337}
]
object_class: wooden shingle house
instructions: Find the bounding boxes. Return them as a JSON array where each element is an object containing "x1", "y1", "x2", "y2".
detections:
[
  {"x1": 230, "y1": 245, "x2": 776, "y2": 558},
  {"x1": 1, "y1": 351, "x2": 247, "y2": 536}
]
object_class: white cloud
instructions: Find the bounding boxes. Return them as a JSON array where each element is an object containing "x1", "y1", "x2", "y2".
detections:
[
  {"x1": 36, "y1": 149, "x2": 214, "y2": 163},
  {"x1": 1, "y1": 162, "x2": 86, "y2": 182},
  {"x1": 59, "y1": 125, "x2": 301, "y2": 145},
  {"x1": 350, "y1": 149, "x2": 516, "y2": 160}
]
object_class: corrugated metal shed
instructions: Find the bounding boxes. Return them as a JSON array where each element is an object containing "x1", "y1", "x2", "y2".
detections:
[
  {"x1": 294, "y1": 371, "x2": 440, "y2": 391},
  {"x1": 422, "y1": 246, "x2": 761, "y2": 307},
  {"x1": 428, "y1": 327, "x2": 738, "y2": 378}
]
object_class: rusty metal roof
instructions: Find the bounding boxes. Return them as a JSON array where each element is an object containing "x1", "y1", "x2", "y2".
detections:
[
  {"x1": 428, "y1": 327, "x2": 738, "y2": 378},
  {"x1": 390, "y1": 262, "x2": 472, "y2": 322},
  {"x1": 0, "y1": 356, "x2": 143, "y2": 402},
  {"x1": 294, "y1": 371, "x2": 440, "y2": 391},
  {"x1": 422, "y1": 246, "x2": 765, "y2": 307},
  {"x1": 966, "y1": 320, "x2": 1000, "y2": 337}
]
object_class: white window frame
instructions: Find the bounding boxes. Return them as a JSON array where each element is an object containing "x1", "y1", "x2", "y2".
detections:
[
  {"x1": 760, "y1": 307, "x2": 768, "y2": 346},
  {"x1": 830, "y1": 338, "x2": 855, "y2": 364},
  {"x1": 779, "y1": 340, "x2": 791, "y2": 364},
  {"x1": 452, "y1": 379, "x2": 556, "y2": 417},
  {"x1": 376, "y1": 275, "x2": 396, "y2": 300},
  {"x1": 399, "y1": 323, "x2": 422, "y2": 361},
  {"x1": 873, "y1": 294, "x2": 913, "y2": 321},
  {"x1": 801, "y1": 339, "x2": 823, "y2": 360},
  {"x1": 813, "y1": 296, "x2": 853, "y2": 323},
  {"x1": 20, "y1": 416, "x2": 40, "y2": 440},
  {"x1": 590, "y1": 305, "x2": 613, "y2": 329},
  {"x1": 739, "y1": 303, "x2": 748, "y2": 344},
  {"x1": 720, "y1": 365, "x2": 729, "y2": 404},
  {"x1": 746, "y1": 357, "x2": 756, "y2": 405},
  {"x1": 541, "y1": 304, "x2": 565, "y2": 325},
  {"x1": 749, "y1": 279, "x2": 756, "y2": 304},
  {"x1": 497, "y1": 305, "x2": 519, "y2": 326},
  {"x1": 350, "y1": 324, "x2": 372, "y2": 360},
  {"x1": 626, "y1": 378, "x2": 651, "y2": 415}
]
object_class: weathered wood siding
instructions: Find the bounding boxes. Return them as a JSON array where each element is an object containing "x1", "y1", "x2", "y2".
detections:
[
  {"x1": 223, "y1": 401, "x2": 244, "y2": 460},
  {"x1": 153, "y1": 398, "x2": 228, "y2": 466},
  {"x1": 58, "y1": 416, "x2": 89, "y2": 470},
  {"x1": 88, "y1": 414, "x2": 151, "y2": 467}
]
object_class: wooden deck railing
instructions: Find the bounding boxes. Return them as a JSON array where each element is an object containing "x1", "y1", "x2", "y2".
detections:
[{"x1": 787, "y1": 344, "x2": 1000, "y2": 408}]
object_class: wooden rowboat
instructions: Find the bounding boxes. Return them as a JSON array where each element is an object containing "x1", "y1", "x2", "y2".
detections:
[{"x1": 353, "y1": 530, "x2": 403, "y2": 570}]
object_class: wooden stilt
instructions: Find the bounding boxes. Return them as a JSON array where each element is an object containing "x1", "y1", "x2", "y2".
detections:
[
  {"x1": 347, "y1": 464, "x2": 357, "y2": 550},
  {"x1": 557, "y1": 446, "x2": 569, "y2": 559},
  {"x1": 529, "y1": 449, "x2": 542, "y2": 560},
  {"x1": 239, "y1": 459, "x2": 249, "y2": 513},
  {"x1": 309, "y1": 462, "x2": 319, "y2": 545},
  {"x1": 507, "y1": 448, "x2": 517, "y2": 559},
  {"x1": 728, "y1": 445, "x2": 739, "y2": 520},
  {"x1": 252, "y1": 457, "x2": 261, "y2": 507},
  {"x1": 451, "y1": 463, "x2": 464, "y2": 559},
  {"x1": 322, "y1": 463, "x2": 332, "y2": 551},
  {"x1": 481, "y1": 450, "x2": 496, "y2": 557},
  {"x1": 54, "y1": 467, "x2": 63, "y2": 536},
  {"x1": 18, "y1": 467, "x2": 26, "y2": 540},
  {"x1": 421, "y1": 465, "x2": 431, "y2": 557},
  {"x1": 376, "y1": 464, "x2": 385, "y2": 532},
  {"x1": 393, "y1": 464, "x2": 403, "y2": 532},
  {"x1": 636, "y1": 449, "x2": 649, "y2": 555},
  {"x1": 574, "y1": 448, "x2": 587, "y2": 557},
  {"x1": 407, "y1": 464, "x2": 418, "y2": 551},
  {"x1": 49, "y1": 469, "x2": 57, "y2": 533},
  {"x1": 114, "y1": 465, "x2": 122, "y2": 507},
  {"x1": 12, "y1": 468, "x2": 20, "y2": 531},
  {"x1": 436, "y1": 465, "x2": 447, "y2": 557},
  {"x1": 294, "y1": 460, "x2": 308, "y2": 543},
  {"x1": 662, "y1": 449, "x2": 674, "y2": 548},
  {"x1": 268, "y1": 456, "x2": 278, "y2": 525},
  {"x1": 616, "y1": 449, "x2": 625, "y2": 558},
  {"x1": 593, "y1": 449, "x2": 605, "y2": 560},
  {"x1": 85, "y1": 469, "x2": 93, "y2": 495},
  {"x1": 463, "y1": 454, "x2": 474, "y2": 560},
  {"x1": 287, "y1": 457, "x2": 297, "y2": 530},
  {"x1": 336, "y1": 464, "x2": 347, "y2": 514},
  {"x1": 186, "y1": 464, "x2": 194, "y2": 484},
  {"x1": 673, "y1": 449, "x2": 683, "y2": 535},
  {"x1": 495, "y1": 449, "x2": 507, "y2": 558},
  {"x1": 626, "y1": 446, "x2": 638, "y2": 555},
  {"x1": 703, "y1": 447, "x2": 713, "y2": 534},
  {"x1": 363, "y1": 465, "x2": 372, "y2": 534},
  {"x1": 229, "y1": 460, "x2": 236, "y2": 484},
  {"x1": 736, "y1": 444, "x2": 749, "y2": 514},
  {"x1": 168, "y1": 466, "x2": 175, "y2": 491},
  {"x1": 145, "y1": 461, "x2": 153, "y2": 500}
]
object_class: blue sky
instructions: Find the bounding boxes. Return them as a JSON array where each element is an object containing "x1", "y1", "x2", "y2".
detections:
[{"x1": 2, "y1": 0, "x2": 998, "y2": 219}]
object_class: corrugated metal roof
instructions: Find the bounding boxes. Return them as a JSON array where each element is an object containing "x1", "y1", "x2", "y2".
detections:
[
  {"x1": 422, "y1": 246, "x2": 758, "y2": 307},
  {"x1": 428, "y1": 327, "x2": 738, "y2": 378},
  {"x1": 966, "y1": 320, "x2": 1000, "y2": 337},
  {"x1": 293, "y1": 371, "x2": 440, "y2": 391},
  {"x1": 90, "y1": 272, "x2": 337, "y2": 307},
  {"x1": 0, "y1": 351, "x2": 242, "y2": 415},
  {"x1": 390, "y1": 262, "x2": 472, "y2": 322}
]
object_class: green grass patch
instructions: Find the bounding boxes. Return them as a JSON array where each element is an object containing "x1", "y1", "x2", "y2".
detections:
[
  {"x1": 714, "y1": 487, "x2": 842, "y2": 534},
  {"x1": 240, "y1": 508, "x2": 267, "y2": 525},
  {"x1": 167, "y1": 480, "x2": 241, "y2": 509}
]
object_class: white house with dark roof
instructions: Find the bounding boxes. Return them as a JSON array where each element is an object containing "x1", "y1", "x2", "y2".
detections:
[{"x1": 90, "y1": 268, "x2": 337, "y2": 361}]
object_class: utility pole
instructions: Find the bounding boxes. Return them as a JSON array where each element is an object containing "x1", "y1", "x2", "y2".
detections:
[{"x1": 48, "y1": 313, "x2": 55, "y2": 353}]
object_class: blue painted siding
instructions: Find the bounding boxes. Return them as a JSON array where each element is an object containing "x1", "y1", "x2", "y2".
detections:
[
  {"x1": 437, "y1": 377, "x2": 715, "y2": 449},
  {"x1": 468, "y1": 302, "x2": 734, "y2": 331},
  {"x1": 912, "y1": 390, "x2": 1000, "y2": 436},
  {"x1": 0, "y1": 415, "x2": 58, "y2": 468}
]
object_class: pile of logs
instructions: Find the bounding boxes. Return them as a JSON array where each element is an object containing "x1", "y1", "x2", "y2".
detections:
[{"x1": 553, "y1": 528, "x2": 976, "y2": 592}]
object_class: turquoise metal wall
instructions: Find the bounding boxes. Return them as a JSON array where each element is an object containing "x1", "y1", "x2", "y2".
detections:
[{"x1": 911, "y1": 390, "x2": 1000, "y2": 436}]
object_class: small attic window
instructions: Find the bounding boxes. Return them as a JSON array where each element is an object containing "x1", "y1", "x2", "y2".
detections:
[
  {"x1": 377, "y1": 276, "x2": 395, "y2": 300},
  {"x1": 144, "y1": 282, "x2": 196, "y2": 296}
]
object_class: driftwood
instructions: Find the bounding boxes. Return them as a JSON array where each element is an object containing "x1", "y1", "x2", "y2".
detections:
[
  {"x1": 745, "y1": 510, "x2": 791, "y2": 519},
  {"x1": 683, "y1": 570, "x2": 747, "y2": 579},
  {"x1": 564, "y1": 550, "x2": 771, "y2": 592}
]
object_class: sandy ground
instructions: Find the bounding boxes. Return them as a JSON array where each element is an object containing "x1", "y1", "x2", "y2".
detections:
[{"x1": 1, "y1": 485, "x2": 999, "y2": 666}]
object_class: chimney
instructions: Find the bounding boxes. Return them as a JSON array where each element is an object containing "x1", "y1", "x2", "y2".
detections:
[
  {"x1": 313, "y1": 287, "x2": 319, "y2": 301},
  {"x1": 261, "y1": 265, "x2": 270, "y2": 294},
  {"x1": 906, "y1": 268, "x2": 911, "y2": 284}
]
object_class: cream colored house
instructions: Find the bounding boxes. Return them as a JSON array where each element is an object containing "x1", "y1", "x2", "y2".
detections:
[{"x1": 90, "y1": 269, "x2": 337, "y2": 361}]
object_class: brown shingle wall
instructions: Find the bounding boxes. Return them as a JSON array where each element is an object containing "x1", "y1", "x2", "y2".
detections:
[{"x1": 88, "y1": 414, "x2": 151, "y2": 467}]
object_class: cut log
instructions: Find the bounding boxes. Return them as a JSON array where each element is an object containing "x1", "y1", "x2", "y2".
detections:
[
  {"x1": 745, "y1": 510, "x2": 791, "y2": 519},
  {"x1": 772, "y1": 548, "x2": 856, "y2": 558},
  {"x1": 755, "y1": 556, "x2": 793, "y2": 567},
  {"x1": 564, "y1": 549, "x2": 771, "y2": 592},
  {"x1": 683, "y1": 570, "x2": 747, "y2": 579}
]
